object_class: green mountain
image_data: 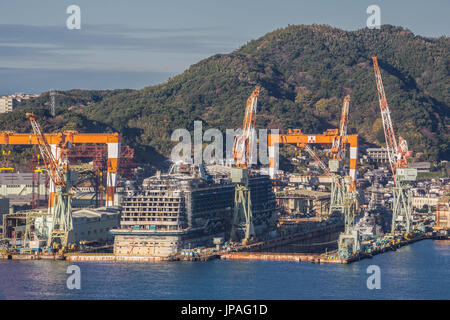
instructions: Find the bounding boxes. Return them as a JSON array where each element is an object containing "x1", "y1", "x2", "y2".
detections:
[{"x1": 2, "y1": 24, "x2": 449, "y2": 167}]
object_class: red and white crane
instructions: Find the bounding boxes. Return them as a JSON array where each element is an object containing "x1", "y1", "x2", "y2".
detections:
[
  {"x1": 372, "y1": 57, "x2": 412, "y2": 177},
  {"x1": 372, "y1": 56, "x2": 416, "y2": 234}
]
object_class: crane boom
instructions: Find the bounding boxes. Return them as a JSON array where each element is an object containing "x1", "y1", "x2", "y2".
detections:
[
  {"x1": 303, "y1": 144, "x2": 345, "y2": 189},
  {"x1": 372, "y1": 57, "x2": 412, "y2": 175},
  {"x1": 331, "y1": 95, "x2": 350, "y2": 160},
  {"x1": 234, "y1": 86, "x2": 260, "y2": 168},
  {"x1": 304, "y1": 144, "x2": 332, "y2": 177},
  {"x1": 372, "y1": 57, "x2": 398, "y2": 172},
  {"x1": 26, "y1": 113, "x2": 66, "y2": 187}
]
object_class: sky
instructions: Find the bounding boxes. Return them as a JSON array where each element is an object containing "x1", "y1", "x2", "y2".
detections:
[{"x1": 0, "y1": 0, "x2": 448, "y2": 94}]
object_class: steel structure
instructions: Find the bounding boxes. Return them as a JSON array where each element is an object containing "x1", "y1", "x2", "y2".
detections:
[
  {"x1": 68, "y1": 144, "x2": 135, "y2": 206},
  {"x1": 230, "y1": 86, "x2": 260, "y2": 243},
  {"x1": 0, "y1": 129, "x2": 121, "y2": 211},
  {"x1": 68, "y1": 144, "x2": 135, "y2": 178},
  {"x1": 302, "y1": 144, "x2": 346, "y2": 215},
  {"x1": 337, "y1": 191, "x2": 360, "y2": 259},
  {"x1": 372, "y1": 56, "x2": 417, "y2": 233},
  {"x1": 29, "y1": 153, "x2": 47, "y2": 209},
  {"x1": 268, "y1": 129, "x2": 359, "y2": 191}
]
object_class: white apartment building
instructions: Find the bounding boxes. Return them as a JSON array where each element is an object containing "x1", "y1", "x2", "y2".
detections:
[{"x1": 0, "y1": 96, "x2": 18, "y2": 113}]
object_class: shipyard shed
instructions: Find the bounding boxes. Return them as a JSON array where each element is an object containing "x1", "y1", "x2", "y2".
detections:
[
  {"x1": 3, "y1": 207, "x2": 121, "y2": 247},
  {"x1": 69, "y1": 207, "x2": 121, "y2": 243}
]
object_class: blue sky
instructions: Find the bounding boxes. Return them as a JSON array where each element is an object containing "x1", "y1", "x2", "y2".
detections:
[{"x1": 0, "y1": 0, "x2": 448, "y2": 94}]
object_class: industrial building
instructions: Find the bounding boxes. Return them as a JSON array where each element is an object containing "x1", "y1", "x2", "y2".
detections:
[
  {"x1": 410, "y1": 162, "x2": 431, "y2": 173},
  {"x1": 2, "y1": 207, "x2": 121, "y2": 248},
  {"x1": 365, "y1": 148, "x2": 390, "y2": 163},
  {"x1": 276, "y1": 189, "x2": 330, "y2": 219},
  {"x1": 0, "y1": 172, "x2": 46, "y2": 205}
]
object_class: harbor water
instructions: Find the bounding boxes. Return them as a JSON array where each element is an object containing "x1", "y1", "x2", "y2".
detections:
[{"x1": 0, "y1": 239, "x2": 448, "y2": 300}]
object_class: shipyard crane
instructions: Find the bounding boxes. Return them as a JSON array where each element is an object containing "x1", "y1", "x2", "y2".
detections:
[
  {"x1": 26, "y1": 113, "x2": 75, "y2": 250},
  {"x1": 372, "y1": 57, "x2": 417, "y2": 234},
  {"x1": 230, "y1": 86, "x2": 260, "y2": 243},
  {"x1": 301, "y1": 144, "x2": 359, "y2": 258}
]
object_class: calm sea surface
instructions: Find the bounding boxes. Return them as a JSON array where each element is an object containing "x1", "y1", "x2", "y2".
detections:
[{"x1": 0, "y1": 239, "x2": 448, "y2": 300}]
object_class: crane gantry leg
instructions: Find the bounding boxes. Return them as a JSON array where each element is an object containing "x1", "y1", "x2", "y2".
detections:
[
  {"x1": 329, "y1": 175, "x2": 346, "y2": 215},
  {"x1": 391, "y1": 168, "x2": 417, "y2": 233},
  {"x1": 338, "y1": 188, "x2": 360, "y2": 258},
  {"x1": 230, "y1": 168, "x2": 255, "y2": 243},
  {"x1": 392, "y1": 182, "x2": 412, "y2": 233},
  {"x1": 48, "y1": 186, "x2": 73, "y2": 248}
]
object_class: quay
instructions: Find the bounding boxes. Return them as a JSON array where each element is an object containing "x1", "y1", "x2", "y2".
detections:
[{"x1": 2, "y1": 232, "x2": 447, "y2": 264}]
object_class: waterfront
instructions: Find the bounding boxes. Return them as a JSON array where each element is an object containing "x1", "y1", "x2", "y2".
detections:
[{"x1": 0, "y1": 240, "x2": 448, "y2": 300}]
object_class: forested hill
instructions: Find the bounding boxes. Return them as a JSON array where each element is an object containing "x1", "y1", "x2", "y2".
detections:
[{"x1": 2, "y1": 24, "x2": 449, "y2": 166}]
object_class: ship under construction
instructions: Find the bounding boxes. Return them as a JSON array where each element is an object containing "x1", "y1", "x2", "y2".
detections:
[{"x1": 111, "y1": 165, "x2": 277, "y2": 257}]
